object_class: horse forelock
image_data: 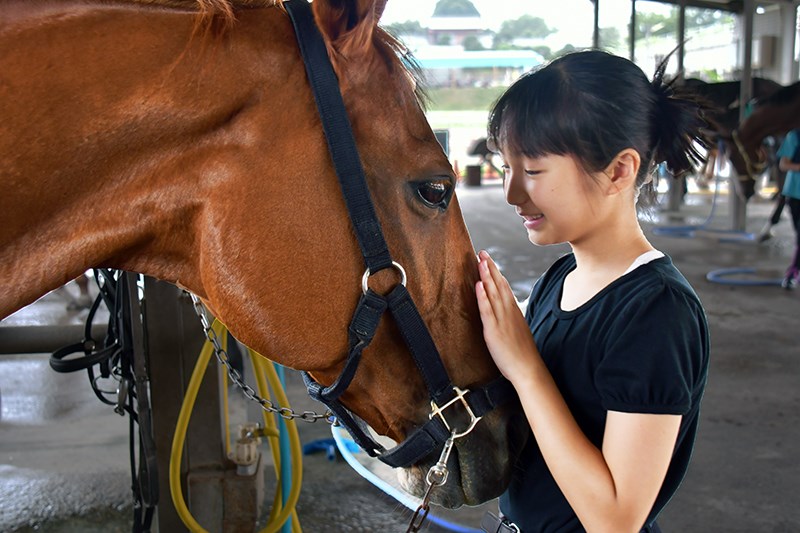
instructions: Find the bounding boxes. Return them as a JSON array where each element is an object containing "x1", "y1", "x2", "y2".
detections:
[{"x1": 373, "y1": 28, "x2": 429, "y2": 111}]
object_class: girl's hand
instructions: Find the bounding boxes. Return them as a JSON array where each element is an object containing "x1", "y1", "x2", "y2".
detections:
[{"x1": 475, "y1": 250, "x2": 540, "y2": 382}]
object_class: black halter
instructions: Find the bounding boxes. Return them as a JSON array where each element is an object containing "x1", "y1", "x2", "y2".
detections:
[{"x1": 284, "y1": 0, "x2": 514, "y2": 468}]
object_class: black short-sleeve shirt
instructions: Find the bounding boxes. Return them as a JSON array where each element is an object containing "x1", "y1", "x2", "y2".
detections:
[{"x1": 499, "y1": 253, "x2": 710, "y2": 532}]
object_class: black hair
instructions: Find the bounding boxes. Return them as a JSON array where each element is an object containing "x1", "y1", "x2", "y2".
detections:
[{"x1": 487, "y1": 50, "x2": 711, "y2": 207}]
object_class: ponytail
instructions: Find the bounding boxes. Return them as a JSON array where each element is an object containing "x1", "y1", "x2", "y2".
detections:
[{"x1": 649, "y1": 60, "x2": 712, "y2": 177}]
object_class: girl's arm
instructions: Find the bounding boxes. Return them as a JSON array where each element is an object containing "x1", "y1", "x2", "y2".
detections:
[
  {"x1": 476, "y1": 251, "x2": 680, "y2": 533},
  {"x1": 779, "y1": 156, "x2": 800, "y2": 173}
]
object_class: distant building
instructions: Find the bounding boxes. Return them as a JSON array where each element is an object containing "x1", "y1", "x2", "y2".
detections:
[
  {"x1": 412, "y1": 46, "x2": 543, "y2": 87},
  {"x1": 394, "y1": 6, "x2": 543, "y2": 88},
  {"x1": 426, "y1": 15, "x2": 487, "y2": 46}
]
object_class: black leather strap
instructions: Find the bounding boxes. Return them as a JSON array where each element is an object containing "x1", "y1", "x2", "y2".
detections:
[
  {"x1": 284, "y1": 0, "x2": 516, "y2": 469},
  {"x1": 284, "y1": 0, "x2": 392, "y2": 274}
]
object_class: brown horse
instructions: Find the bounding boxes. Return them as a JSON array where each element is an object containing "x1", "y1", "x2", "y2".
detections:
[
  {"x1": 682, "y1": 77, "x2": 783, "y2": 188},
  {"x1": 727, "y1": 80, "x2": 800, "y2": 180},
  {"x1": 0, "y1": 0, "x2": 520, "y2": 508}
]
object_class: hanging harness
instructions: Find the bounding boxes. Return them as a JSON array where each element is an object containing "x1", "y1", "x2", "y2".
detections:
[{"x1": 50, "y1": 270, "x2": 158, "y2": 533}]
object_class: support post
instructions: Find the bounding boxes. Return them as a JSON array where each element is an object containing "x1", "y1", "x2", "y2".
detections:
[
  {"x1": 144, "y1": 279, "x2": 263, "y2": 533},
  {"x1": 732, "y1": 0, "x2": 755, "y2": 233}
]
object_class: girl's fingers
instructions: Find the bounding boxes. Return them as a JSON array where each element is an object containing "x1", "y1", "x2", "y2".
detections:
[
  {"x1": 478, "y1": 257, "x2": 502, "y2": 312},
  {"x1": 475, "y1": 281, "x2": 497, "y2": 326},
  {"x1": 479, "y1": 251, "x2": 516, "y2": 310}
]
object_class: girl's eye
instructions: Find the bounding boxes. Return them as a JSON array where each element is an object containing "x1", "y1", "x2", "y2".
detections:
[
  {"x1": 525, "y1": 169, "x2": 542, "y2": 176},
  {"x1": 415, "y1": 179, "x2": 453, "y2": 210}
]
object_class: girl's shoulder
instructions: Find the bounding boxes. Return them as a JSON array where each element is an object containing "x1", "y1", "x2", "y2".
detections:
[{"x1": 614, "y1": 257, "x2": 706, "y2": 323}]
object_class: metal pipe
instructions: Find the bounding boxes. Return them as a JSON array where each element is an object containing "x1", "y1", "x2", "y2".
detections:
[{"x1": 0, "y1": 324, "x2": 108, "y2": 354}]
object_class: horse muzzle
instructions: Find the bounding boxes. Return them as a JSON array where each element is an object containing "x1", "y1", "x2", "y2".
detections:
[{"x1": 397, "y1": 403, "x2": 526, "y2": 508}]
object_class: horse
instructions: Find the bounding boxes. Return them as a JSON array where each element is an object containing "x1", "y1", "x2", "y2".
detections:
[
  {"x1": 724, "y1": 80, "x2": 800, "y2": 195},
  {"x1": 0, "y1": 0, "x2": 522, "y2": 509},
  {"x1": 681, "y1": 77, "x2": 783, "y2": 188}
]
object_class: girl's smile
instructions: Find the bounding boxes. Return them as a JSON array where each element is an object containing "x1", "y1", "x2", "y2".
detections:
[{"x1": 520, "y1": 212, "x2": 545, "y2": 230}]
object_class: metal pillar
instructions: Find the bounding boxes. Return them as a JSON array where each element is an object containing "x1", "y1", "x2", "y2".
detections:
[
  {"x1": 732, "y1": 0, "x2": 756, "y2": 233},
  {"x1": 677, "y1": 1, "x2": 686, "y2": 75},
  {"x1": 630, "y1": 0, "x2": 637, "y2": 61},
  {"x1": 666, "y1": 171, "x2": 684, "y2": 211},
  {"x1": 144, "y1": 278, "x2": 263, "y2": 533}
]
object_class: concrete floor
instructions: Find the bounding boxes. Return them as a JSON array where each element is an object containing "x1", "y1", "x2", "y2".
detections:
[{"x1": 1, "y1": 178, "x2": 798, "y2": 532}]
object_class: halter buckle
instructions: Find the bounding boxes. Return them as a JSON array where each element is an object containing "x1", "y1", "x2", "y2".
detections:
[{"x1": 429, "y1": 386, "x2": 481, "y2": 439}]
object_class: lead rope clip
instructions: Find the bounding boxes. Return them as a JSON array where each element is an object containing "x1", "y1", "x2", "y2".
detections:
[{"x1": 405, "y1": 430, "x2": 457, "y2": 533}]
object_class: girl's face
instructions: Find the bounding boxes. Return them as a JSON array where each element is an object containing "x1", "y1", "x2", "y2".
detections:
[{"x1": 499, "y1": 151, "x2": 610, "y2": 247}]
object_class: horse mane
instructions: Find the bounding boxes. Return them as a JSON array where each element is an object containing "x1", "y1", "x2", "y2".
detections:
[
  {"x1": 117, "y1": 0, "x2": 427, "y2": 107},
  {"x1": 121, "y1": 0, "x2": 275, "y2": 30},
  {"x1": 755, "y1": 80, "x2": 800, "y2": 108}
]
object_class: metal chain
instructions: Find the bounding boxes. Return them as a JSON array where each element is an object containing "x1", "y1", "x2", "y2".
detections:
[
  {"x1": 187, "y1": 292, "x2": 334, "y2": 424},
  {"x1": 405, "y1": 431, "x2": 457, "y2": 533}
]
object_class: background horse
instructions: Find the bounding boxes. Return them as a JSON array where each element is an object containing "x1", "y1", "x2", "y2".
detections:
[
  {"x1": 681, "y1": 77, "x2": 783, "y2": 189},
  {"x1": 0, "y1": 0, "x2": 520, "y2": 508},
  {"x1": 725, "y1": 80, "x2": 800, "y2": 193}
]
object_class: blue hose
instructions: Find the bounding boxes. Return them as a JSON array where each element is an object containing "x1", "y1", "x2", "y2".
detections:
[
  {"x1": 330, "y1": 425, "x2": 482, "y2": 533},
  {"x1": 651, "y1": 163, "x2": 760, "y2": 241},
  {"x1": 275, "y1": 363, "x2": 293, "y2": 533},
  {"x1": 706, "y1": 267, "x2": 783, "y2": 286}
]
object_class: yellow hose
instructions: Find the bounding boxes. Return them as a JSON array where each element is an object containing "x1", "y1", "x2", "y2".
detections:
[
  {"x1": 251, "y1": 352, "x2": 285, "y2": 528},
  {"x1": 169, "y1": 320, "x2": 220, "y2": 533},
  {"x1": 250, "y1": 349, "x2": 304, "y2": 533},
  {"x1": 169, "y1": 319, "x2": 304, "y2": 533}
]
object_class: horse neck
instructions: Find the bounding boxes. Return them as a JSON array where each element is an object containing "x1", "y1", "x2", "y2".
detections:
[
  {"x1": 0, "y1": 3, "x2": 289, "y2": 318},
  {"x1": 0, "y1": 136, "x2": 206, "y2": 319},
  {"x1": 739, "y1": 102, "x2": 800, "y2": 154}
]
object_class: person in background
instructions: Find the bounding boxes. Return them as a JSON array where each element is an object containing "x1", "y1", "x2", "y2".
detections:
[
  {"x1": 475, "y1": 50, "x2": 711, "y2": 533},
  {"x1": 776, "y1": 129, "x2": 800, "y2": 289}
]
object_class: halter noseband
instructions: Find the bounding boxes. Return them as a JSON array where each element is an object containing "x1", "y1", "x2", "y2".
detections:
[
  {"x1": 731, "y1": 129, "x2": 768, "y2": 179},
  {"x1": 284, "y1": 0, "x2": 514, "y2": 469}
]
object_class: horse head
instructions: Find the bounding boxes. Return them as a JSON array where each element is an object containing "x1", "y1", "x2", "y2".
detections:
[{"x1": 0, "y1": 0, "x2": 521, "y2": 508}]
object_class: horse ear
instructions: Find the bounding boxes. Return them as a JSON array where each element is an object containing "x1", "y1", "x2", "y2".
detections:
[{"x1": 312, "y1": 0, "x2": 383, "y2": 57}]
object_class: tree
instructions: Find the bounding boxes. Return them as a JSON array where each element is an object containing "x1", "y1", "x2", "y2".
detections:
[
  {"x1": 553, "y1": 44, "x2": 579, "y2": 57},
  {"x1": 436, "y1": 34, "x2": 452, "y2": 46},
  {"x1": 634, "y1": 6, "x2": 734, "y2": 41},
  {"x1": 494, "y1": 15, "x2": 554, "y2": 47},
  {"x1": 532, "y1": 45, "x2": 552, "y2": 60},
  {"x1": 599, "y1": 27, "x2": 622, "y2": 51},
  {"x1": 462, "y1": 35, "x2": 485, "y2": 51},
  {"x1": 433, "y1": 0, "x2": 480, "y2": 17}
]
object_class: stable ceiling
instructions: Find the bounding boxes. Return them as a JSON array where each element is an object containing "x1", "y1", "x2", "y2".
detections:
[{"x1": 606, "y1": 0, "x2": 797, "y2": 14}]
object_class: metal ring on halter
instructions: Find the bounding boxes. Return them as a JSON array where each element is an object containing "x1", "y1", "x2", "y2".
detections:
[{"x1": 361, "y1": 261, "x2": 407, "y2": 295}]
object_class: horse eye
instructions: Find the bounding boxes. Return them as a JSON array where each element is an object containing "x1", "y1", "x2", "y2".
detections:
[{"x1": 416, "y1": 180, "x2": 453, "y2": 209}]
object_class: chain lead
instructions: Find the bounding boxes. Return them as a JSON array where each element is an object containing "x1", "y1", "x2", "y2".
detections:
[
  {"x1": 406, "y1": 431, "x2": 457, "y2": 533},
  {"x1": 188, "y1": 292, "x2": 334, "y2": 424}
]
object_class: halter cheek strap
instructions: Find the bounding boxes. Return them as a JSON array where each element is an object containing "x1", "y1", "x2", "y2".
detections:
[{"x1": 284, "y1": 0, "x2": 515, "y2": 468}]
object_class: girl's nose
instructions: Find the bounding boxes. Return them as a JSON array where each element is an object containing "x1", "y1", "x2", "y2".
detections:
[{"x1": 504, "y1": 169, "x2": 527, "y2": 207}]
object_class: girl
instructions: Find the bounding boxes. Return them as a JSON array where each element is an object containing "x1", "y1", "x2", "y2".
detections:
[
  {"x1": 475, "y1": 50, "x2": 711, "y2": 533},
  {"x1": 775, "y1": 128, "x2": 800, "y2": 289}
]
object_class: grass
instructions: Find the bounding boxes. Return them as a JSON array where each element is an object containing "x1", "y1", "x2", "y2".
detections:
[{"x1": 426, "y1": 86, "x2": 507, "y2": 112}]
